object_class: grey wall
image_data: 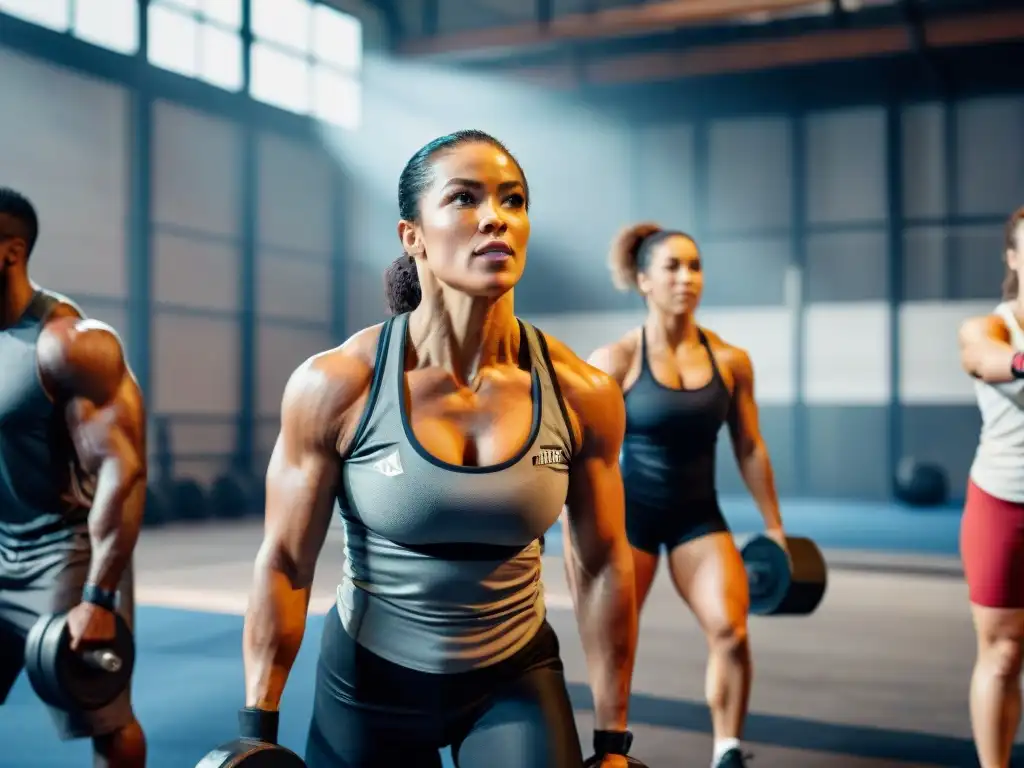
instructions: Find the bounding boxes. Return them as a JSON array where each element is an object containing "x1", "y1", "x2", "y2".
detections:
[
  {"x1": 322, "y1": 52, "x2": 1024, "y2": 501},
  {"x1": 4, "y1": 1, "x2": 1023, "y2": 502},
  {"x1": 528, "y1": 98, "x2": 1024, "y2": 501},
  {"x1": 0, "y1": 0, "x2": 387, "y2": 487}
]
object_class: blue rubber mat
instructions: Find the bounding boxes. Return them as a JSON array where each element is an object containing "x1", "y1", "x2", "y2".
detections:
[
  {"x1": 0, "y1": 497, "x2": 965, "y2": 766},
  {"x1": 0, "y1": 602, "x2": 987, "y2": 768},
  {"x1": 1, "y1": 608, "x2": 331, "y2": 768}
]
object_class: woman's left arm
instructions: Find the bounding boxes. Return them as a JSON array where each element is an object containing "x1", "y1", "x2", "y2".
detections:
[
  {"x1": 553, "y1": 344, "x2": 638, "y2": 743},
  {"x1": 726, "y1": 347, "x2": 785, "y2": 541}
]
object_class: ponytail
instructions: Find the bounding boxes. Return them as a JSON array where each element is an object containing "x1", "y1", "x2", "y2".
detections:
[{"x1": 608, "y1": 222, "x2": 663, "y2": 291}]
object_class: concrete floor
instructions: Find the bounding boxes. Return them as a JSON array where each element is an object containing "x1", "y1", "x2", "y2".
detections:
[{"x1": 132, "y1": 520, "x2": 988, "y2": 767}]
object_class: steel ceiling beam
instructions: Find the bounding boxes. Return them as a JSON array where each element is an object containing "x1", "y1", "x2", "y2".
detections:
[
  {"x1": 398, "y1": 0, "x2": 830, "y2": 60},
  {"x1": 498, "y1": 8, "x2": 1024, "y2": 88}
]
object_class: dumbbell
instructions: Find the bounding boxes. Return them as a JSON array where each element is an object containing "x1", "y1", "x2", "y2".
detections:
[
  {"x1": 736, "y1": 533, "x2": 828, "y2": 616},
  {"x1": 24, "y1": 611, "x2": 135, "y2": 711},
  {"x1": 584, "y1": 757, "x2": 649, "y2": 767},
  {"x1": 196, "y1": 709, "x2": 306, "y2": 767},
  {"x1": 195, "y1": 739, "x2": 305, "y2": 767}
]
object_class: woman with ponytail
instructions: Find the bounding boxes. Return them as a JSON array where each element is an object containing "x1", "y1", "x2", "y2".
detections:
[
  {"x1": 579, "y1": 222, "x2": 790, "y2": 768},
  {"x1": 957, "y1": 205, "x2": 1024, "y2": 768},
  {"x1": 242, "y1": 129, "x2": 641, "y2": 768}
]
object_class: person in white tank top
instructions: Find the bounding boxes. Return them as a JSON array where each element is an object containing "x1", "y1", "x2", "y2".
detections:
[{"x1": 957, "y1": 205, "x2": 1024, "y2": 768}]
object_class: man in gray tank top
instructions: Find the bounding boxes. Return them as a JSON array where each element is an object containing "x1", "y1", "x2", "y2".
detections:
[{"x1": 0, "y1": 189, "x2": 147, "y2": 766}]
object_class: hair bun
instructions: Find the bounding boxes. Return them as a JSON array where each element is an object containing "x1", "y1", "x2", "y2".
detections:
[{"x1": 384, "y1": 254, "x2": 422, "y2": 314}]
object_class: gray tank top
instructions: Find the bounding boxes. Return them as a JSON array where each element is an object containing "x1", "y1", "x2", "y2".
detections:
[
  {"x1": 0, "y1": 290, "x2": 92, "y2": 551},
  {"x1": 336, "y1": 313, "x2": 576, "y2": 673}
]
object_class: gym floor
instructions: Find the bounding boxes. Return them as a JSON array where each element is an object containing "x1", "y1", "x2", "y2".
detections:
[{"x1": 0, "y1": 498, "x2": 1004, "y2": 768}]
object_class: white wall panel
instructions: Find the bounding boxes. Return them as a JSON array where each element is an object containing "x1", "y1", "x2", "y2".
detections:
[
  {"x1": 153, "y1": 232, "x2": 240, "y2": 311},
  {"x1": 168, "y1": 422, "x2": 236, "y2": 456},
  {"x1": 901, "y1": 102, "x2": 946, "y2": 219},
  {"x1": 634, "y1": 122, "x2": 696, "y2": 231},
  {"x1": 956, "y1": 96, "x2": 1024, "y2": 216},
  {"x1": 708, "y1": 116, "x2": 792, "y2": 232},
  {"x1": 257, "y1": 133, "x2": 332, "y2": 254},
  {"x1": 152, "y1": 100, "x2": 242, "y2": 236},
  {"x1": 152, "y1": 314, "x2": 241, "y2": 414},
  {"x1": 257, "y1": 252, "x2": 332, "y2": 323},
  {"x1": 804, "y1": 302, "x2": 890, "y2": 405},
  {"x1": 900, "y1": 300, "x2": 994, "y2": 404},
  {"x1": 0, "y1": 48, "x2": 128, "y2": 298},
  {"x1": 257, "y1": 324, "x2": 335, "y2": 415},
  {"x1": 806, "y1": 107, "x2": 887, "y2": 224}
]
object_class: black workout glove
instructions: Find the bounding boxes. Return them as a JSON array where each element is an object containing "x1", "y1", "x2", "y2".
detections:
[
  {"x1": 238, "y1": 707, "x2": 279, "y2": 744},
  {"x1": 593, "y1": 729, "x2": 633, "y2": 756}
]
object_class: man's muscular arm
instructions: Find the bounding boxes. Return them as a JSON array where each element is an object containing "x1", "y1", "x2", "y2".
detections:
[{"x1": 38, "y1": 316, "x2": 146, "y2": 594}]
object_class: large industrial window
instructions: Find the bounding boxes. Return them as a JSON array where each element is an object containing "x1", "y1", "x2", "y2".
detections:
[
  {"x1": 249, "y1": 0, "x2": 362, "y2": 129},
  {"x1": 147, "y1": 0, "x2": 244, "y2": 92},
  {"x1": 74, "y1": 0, "x2": 139, "y2": 54},
  {"x1": 0, "y1": 0, "x2": 140, "y2": 54},
  {"x1": 0, "y1": 0, "x2": 69, "y2": 32}
]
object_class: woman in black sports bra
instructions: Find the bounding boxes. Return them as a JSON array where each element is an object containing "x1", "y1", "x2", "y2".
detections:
[{"x1": 582, "y1": 222, "x2": 789, "y2": 768}]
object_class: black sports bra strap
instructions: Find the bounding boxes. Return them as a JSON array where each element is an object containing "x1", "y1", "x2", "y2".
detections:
[
  {"x1": 697, "y1": 329, "x2": 724, "y2": 384},
  {"x1": 639, "y1": 326, "x2": 652, "y2": 376},
  {"x1": 517, "y1": 319, "x2": 530, "y2": 370}
]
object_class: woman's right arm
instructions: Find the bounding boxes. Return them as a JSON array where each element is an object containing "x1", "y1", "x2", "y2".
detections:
[
  {"x1": 959, "y1": 315, "x2": 1020, "y2": 384},
  {"x1": 559, "y1": 339, "x2": 633, "y2": 612},
  {"x1": 242, "y1": 350, "x2": 370, "y2": 714}
]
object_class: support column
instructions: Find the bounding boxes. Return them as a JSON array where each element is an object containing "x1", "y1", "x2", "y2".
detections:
[{"x1": 235, "y1": 0, "x2": 257, "y2": 474}]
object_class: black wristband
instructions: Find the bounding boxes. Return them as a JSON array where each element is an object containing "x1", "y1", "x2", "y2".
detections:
[
  {"x1": 238, "y1": 707, "x2": 279, "y2": 744},
  {"x1": 81, "y1": 583, "x2": 117, "y2": 612},
  {"x1": 1012, "y1": 352, "x2": 1024, "y2": 379},
  {"x1": 593, "y1": 729, "x2": 633, "y2": 756}
]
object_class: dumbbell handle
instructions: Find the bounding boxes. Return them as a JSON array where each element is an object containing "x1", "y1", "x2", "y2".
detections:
[{"x1": 80, "y1": 649, "x2": 123, "y2": 673}]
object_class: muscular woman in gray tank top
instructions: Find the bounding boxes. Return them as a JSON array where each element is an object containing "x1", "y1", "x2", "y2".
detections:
[{"x1": 238, "y1": 131, "x2": 640, "y2": 768}]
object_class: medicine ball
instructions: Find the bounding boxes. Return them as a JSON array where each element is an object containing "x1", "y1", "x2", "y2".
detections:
[{"x1": 894, "y1": 457, "x2": 948, "y2": 507}]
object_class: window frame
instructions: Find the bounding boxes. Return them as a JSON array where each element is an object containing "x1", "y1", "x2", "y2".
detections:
[{"x1": 247, "y1": 0, "x2": 362, "y2": 127}]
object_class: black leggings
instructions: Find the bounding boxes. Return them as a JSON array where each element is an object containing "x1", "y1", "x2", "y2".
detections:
[{"x1": 304, "y1": 606, "x2": 584, "y2": 768}]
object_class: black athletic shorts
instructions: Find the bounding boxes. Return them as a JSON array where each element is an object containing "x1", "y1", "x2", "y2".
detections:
[
  {"x1": 625, "y1": 495, "x2": 731, "y2": 555},
  {"x1": 305, "y1": 605, "x2": 584, "y2": 768}
]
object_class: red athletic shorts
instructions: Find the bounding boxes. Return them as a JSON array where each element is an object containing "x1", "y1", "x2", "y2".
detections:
[{"x1": 961, "y1": 479, "x2": 1024, "y2": 609}]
